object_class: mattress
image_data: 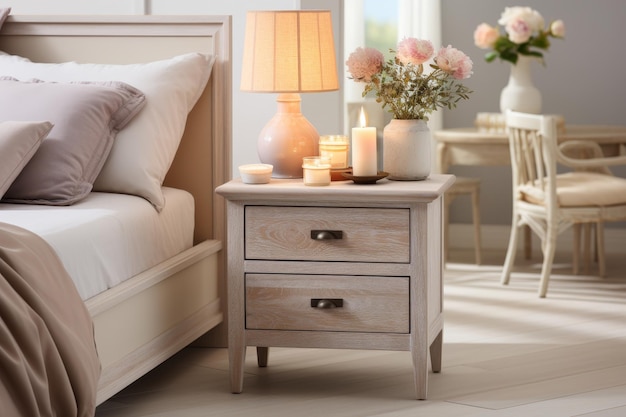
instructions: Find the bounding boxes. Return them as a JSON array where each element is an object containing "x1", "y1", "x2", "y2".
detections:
[{"x1": 0, "y1": 187, "x2": 194, "y2": 300}]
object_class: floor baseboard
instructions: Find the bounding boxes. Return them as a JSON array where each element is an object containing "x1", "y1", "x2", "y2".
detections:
[{"x1": 449, "y1": 223, "x2": 626, "y2": 255}]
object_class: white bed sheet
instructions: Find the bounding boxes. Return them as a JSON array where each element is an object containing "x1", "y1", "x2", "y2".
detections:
[{"x1": 0, "y1": 187, "x2": 194, "y2": 300}]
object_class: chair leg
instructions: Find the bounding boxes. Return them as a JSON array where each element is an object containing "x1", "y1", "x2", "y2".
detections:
[
  {"x1": 596, "y1": 221, "x2": 606, "y2": 277},
  {"x1": 583, "y1": 223, "x2": 592, "y2": 274},
  {"x1": 471, "y1": 188, "x2": 482, "y2": 265},
  {"x1": 593, "y1": 222, "x2": 598, "y2": 263},
  {"x1": 538, "y1": 226, "x2": 558, "y2": 298},
  {"x1": 572, "y1": 223, "x2": 580, "y2": 275},
  {"x1": 501, "y1": 216, "x2": 520, "y2": 286}
]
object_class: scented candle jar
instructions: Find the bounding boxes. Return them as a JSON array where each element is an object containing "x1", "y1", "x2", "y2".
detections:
[
  {"x1": 319, "y1": 135, "x2": 350, "y2": 169},
  {"x1": 302, "y1": 156, "x2": 331, "y2": 186},
  {"x1": 238, "y1": 164, "x2": 273, "y2": 184}
]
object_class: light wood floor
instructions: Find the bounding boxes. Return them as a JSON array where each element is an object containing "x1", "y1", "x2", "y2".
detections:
[{"x1": 96, "y1": 248, "x2": 626, "y2": 417}]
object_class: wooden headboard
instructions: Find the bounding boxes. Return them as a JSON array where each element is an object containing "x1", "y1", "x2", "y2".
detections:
[{"x1": 0, "y1": 15, "x2": 232, "y2": 246}]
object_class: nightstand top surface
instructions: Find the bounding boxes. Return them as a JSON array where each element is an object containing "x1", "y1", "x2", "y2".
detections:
[{"x1": 216, "y1": 174, "x2": 454, "y2": 204}]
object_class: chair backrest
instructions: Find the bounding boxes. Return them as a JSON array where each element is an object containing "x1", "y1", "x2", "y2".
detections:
[{"x1": 505, "y1": 110, "x2": 559, "y2": 211}]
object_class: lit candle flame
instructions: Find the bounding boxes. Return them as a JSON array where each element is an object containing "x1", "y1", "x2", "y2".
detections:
[{"x1": 358, "y1": 106, "x2": 368, "y2": 128}]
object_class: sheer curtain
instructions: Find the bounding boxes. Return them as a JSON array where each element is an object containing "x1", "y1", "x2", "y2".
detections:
[
  {"x1": 343, "y1": 0, "x2": 366, "y2": 110},
  {"x1": 398, "y1": 0, "x2": 442, "y2": 131}
]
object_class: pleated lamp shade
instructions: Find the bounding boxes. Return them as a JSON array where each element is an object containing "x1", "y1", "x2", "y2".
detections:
[
  {"x1": 241, "y1": 10, "x2": 339, "y2": 178},
  {"x1": 240, "y1": 10, "x2": 339, "y2": 93}
]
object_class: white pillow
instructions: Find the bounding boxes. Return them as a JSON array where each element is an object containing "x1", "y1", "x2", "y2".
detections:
[
  {"x1": 0, "y1": 121, "x2": 52, "y2": 199},
  {"x1": 0, "y1": 52, "x2": 215, "y2": 210}
]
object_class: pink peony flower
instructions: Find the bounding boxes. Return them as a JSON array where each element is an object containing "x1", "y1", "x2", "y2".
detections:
[
  {"x1": 550, "y1": 20, "x2": 565, "y2": 38},
  {"x1": 345, "y1": 40, "x2": 473, "y2": 119},
  {"x1": 435, "y1": 46, "x2": 473, "y2": 80},
  {"x1": 505, "y1": 17, "x2": 533, "y2": 44},
  {"x1": 396, "y1": 37, "x2": 434, "y2": 66},
  {"x1": 498, "y1": 6, "x2": 544, "y2": 32},
  {"x1": 345, "y1": 47, "x2": 384, "y2": 82},
  {"x1": 498, "y1": 6, "x2": 545, "y2": 44},
  {"x1": 475, "y1": 6, "x2": 564, "y2": 65},
  {"x1": 473, "y1": 23, "x2": 499, "y2": 49}
]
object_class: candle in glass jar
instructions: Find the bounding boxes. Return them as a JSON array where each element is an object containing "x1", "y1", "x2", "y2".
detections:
[
  {"x1": 319, "y1": 135, "x2": 350, "y2": 169},
  {"x1": 351, "y1": 107, "x2": 377, "y2": 176},
  {"x1": 302, "y1": 156, "x2": 331, "y2": 186}
]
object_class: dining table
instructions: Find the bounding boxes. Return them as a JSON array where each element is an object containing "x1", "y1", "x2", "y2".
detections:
[{"x1": 434, "y1": 124, "x2": 626, "y2": 174}]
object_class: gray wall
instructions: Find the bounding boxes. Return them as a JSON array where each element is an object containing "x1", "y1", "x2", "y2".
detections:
[
  {"x1": 3, "y1": 0, "x2": 623, "y2": 229},
  {"x1": 441, "y1": 0, "x2": 626, "y2": 226}
]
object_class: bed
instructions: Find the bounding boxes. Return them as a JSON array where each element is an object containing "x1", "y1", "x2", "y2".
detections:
[{"x1": 0, "y1": 12, "x2": 231, "y2": 411}]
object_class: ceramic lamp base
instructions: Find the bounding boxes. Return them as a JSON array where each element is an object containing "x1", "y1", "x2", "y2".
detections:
[{"x1": 257, "y1": 93, "x2": 319, "y2": 179}]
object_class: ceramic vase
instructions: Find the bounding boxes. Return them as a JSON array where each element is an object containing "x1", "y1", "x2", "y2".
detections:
[
  {"x1": 499, "y1": 55, "x2": 542, "y2": 114},
  {"x1": 383, "y1": 119, "x2": 430, "y2": 181}
]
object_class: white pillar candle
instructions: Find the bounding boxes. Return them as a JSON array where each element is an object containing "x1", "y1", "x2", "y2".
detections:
[
  {"x1": 351, "y1": 107, "x2": 377, "y2": 176},
  {"x1": 302, "y1": 156, "x2": 331, "y2": 186}
]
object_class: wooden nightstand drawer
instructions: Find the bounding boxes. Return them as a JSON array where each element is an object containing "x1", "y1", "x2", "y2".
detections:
[
  {"x1": 245, "y1": 206, "x2": 410, "y2": 263},
  {"x1": 245, "y1": 274, "x2": 409, "y2": 333}
]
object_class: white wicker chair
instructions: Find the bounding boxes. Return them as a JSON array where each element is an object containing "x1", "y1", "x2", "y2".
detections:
[{"x1": 501, "y1": 111, "x2": 626, "y2": 297}]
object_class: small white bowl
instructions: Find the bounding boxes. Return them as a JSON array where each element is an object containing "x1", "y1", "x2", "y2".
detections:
[{"x1": 239, "y1": 164, "x2": 273, "y2": 184}]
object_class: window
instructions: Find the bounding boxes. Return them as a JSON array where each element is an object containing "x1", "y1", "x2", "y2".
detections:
[{"x1": 364, "y1": 0, "x2": 398, "y2": 61}]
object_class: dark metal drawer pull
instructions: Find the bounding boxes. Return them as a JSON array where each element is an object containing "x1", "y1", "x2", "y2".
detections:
[
  {"x1": 311, "y1": 230, "x2": 343, "y2": 240},
  {"x1": 311, "y1": 298, "x2": 343, "y2": 309}
]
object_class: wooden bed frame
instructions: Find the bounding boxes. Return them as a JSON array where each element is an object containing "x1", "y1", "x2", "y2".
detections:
[{"x1": 0, "y1": 15, "x2": 232, "y2": 404}]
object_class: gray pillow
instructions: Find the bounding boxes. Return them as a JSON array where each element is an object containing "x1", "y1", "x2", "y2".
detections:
[
  {"x1": 0, "y1": 77, "x2": 145, "y2": 205},
  {"x1": 0, "y1": 120, "x2": 53, "y2": 199}
]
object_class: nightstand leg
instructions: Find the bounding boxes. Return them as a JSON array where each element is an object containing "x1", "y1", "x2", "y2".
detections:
[
  {"x1": 229, "y1": 341, "x2": 246, "y2": 393},
  {"x1": 257, "y1": 346, "x2": 269, "y2": 367},
  {"x1": 430, "y1": 330, "x2": 443, "y2": 373},
  {"x1": 412, "y1": 341, "x2": 429, "y2": 400}
]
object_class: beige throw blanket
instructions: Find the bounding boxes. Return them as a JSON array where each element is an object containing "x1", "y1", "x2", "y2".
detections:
[{"x1": 0, "y1": 222, "x2": 100, "y2": 417}]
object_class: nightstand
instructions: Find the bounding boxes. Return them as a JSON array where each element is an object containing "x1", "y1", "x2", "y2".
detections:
[{"x1": 216, "y1": 174, "x2": 454, "y2": 399}]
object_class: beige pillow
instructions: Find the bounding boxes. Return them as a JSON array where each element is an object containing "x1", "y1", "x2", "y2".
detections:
[
  {"x1": 0, "y1": 121, "x2": 53, "y2": 199},
  {"x1": 0, "y1": 77, "x2": 146, "y2": 205},
  {"x1": 0, "y1": 52, "x2": 214, "y2": 210}
]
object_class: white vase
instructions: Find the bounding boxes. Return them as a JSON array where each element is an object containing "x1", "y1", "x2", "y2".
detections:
[
  {"x1": 499, "y1": 55, "x2": 542, "y2": 114},
  {"x1": 383, "y1": 119, "x2": 430, "y2": 181}
]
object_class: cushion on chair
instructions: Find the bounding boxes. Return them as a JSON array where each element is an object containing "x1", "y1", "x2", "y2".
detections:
[{"x1": 521, "y1": 172, "x2": 626, "y2": 207}]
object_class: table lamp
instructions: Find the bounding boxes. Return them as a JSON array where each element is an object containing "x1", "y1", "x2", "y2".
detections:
[{"x1": 241, "y1": 10, "x2": 339, "y2": 178}]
